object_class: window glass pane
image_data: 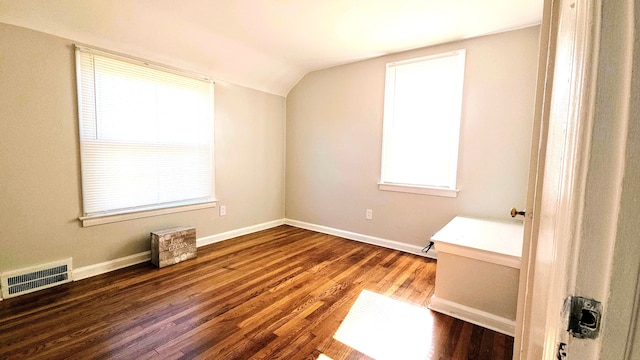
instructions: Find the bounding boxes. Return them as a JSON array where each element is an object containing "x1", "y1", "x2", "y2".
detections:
[
  {"x1": 381, "y1": 50, "x2": 465, "y2": 190},
  {"x1": 76, "y1": 48, "x2": 214, "y2": 216}
]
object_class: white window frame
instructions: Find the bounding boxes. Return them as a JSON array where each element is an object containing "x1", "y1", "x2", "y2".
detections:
[
  {"x1": 75, "y1": 46, "x2": 217, "y2": 227},
  {"x1": 379, "y1": 50, "x2": 466, "y2": 197}
]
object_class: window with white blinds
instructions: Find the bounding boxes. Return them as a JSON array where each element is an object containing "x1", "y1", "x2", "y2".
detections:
[
  {"x1": 75, "y1": 47, "x2": 215, "y2": 224},
  {"x1": 379, "y1": 50, "x2": 465, "y2": 197}
]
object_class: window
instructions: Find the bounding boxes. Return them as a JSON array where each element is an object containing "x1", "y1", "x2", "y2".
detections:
[
  {"x1": 379, "y1": 50, "x2": 466, "y2": 197},
  {"x1": 75, "y1": 46, "x2": 215, "y2": 226}
]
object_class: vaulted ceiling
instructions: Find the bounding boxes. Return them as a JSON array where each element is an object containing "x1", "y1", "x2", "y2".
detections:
[{"x1": 0, "y1": 0, "x2": 542, "y2": 96}]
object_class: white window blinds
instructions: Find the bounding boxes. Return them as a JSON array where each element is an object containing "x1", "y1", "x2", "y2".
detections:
[
  {"x1": 76, "y1": 47, "x2": 214, "y2": 217},
  {"x1": 380, "y1": 50, "x2": 465, "y2": 196}
]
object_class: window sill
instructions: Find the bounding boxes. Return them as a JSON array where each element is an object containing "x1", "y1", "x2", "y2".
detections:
[
  {"x1": 79, "y1": 201, "x2": 218, "y2": 227},
  {"x1": 378, "y1": 183, "x2": 459, "y2": 198}
]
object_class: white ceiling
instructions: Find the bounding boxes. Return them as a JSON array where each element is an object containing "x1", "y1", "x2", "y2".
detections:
[{"x1": 0, "y1": 0, "x2": 542, "y2": 96}]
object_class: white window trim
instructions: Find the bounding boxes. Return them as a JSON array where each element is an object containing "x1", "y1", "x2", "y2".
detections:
[
  {"x1": 79, "y1": 201, "x2": 218, "y2": 227},
  {"x1": 378, "y1": 182, "x2": 459, "y2": 198},
  {"x1": 379, "y1": 50, "x2": 466, "y2": 196}
]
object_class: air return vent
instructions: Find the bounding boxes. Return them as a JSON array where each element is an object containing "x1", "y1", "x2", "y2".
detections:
[{"x1": 1, "y1": 258, "x2": 72, "y2": 299}]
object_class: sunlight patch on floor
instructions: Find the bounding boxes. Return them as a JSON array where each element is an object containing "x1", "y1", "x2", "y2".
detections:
[{"x1": 333, "y1": 289, "x2": 434, "y2": 360}]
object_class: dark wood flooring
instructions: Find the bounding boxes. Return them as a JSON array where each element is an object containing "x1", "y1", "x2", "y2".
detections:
[{"x1": 0, "y1": 225, "x2": 513, "y2": 359}]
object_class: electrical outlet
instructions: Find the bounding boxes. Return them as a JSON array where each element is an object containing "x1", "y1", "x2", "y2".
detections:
[
  {"x1": 219, "y1": 205, "x2": 226, "y2": 216},
  {"x1": 365, "y1": 209, "x2": 373, "y2": 220}
]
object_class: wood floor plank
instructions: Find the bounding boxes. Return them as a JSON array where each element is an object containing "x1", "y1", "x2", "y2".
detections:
[{"x1": 0, "y1": 225, "x2": 514, "y2": 359}]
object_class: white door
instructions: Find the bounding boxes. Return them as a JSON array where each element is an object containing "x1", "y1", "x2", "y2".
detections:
[
  {"x1": 515, "y1": 0, "x2": 583, "y2": 357},
  {"x1": 515, "y1": 0, "x2": 636, "y2": 358}
]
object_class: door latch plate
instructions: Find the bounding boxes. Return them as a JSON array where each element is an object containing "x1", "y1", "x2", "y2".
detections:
[{"x1": 563, "y1": 296, "x2": 602, "y2": 339}]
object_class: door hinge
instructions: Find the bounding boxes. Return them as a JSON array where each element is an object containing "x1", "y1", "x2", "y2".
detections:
[
  {"x1": 557, "y1": 342, "x2": 567, "y2": 359},
  {"x1": 562, "y1": 296, "x2": 602, "y2": 339}
]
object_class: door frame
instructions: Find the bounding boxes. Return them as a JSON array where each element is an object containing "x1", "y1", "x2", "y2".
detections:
[{"x1": 516, "y1": 0, "x2": 636, "y2": 358}]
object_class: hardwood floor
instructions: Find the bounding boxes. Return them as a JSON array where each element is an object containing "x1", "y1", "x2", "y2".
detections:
[{"x1": 0, "y1": 225, "x2": 513, "y2": 359}]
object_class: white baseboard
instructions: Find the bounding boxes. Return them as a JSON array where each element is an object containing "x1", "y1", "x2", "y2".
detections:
[
  {"x1": 73, "y1": 251, "x2": 151, "y2": 281},
  {"x1": 284, "y1": 218, "x2": 437, "y2": 259},
  {"x1": 73, "y1": 219, "x2": 286, "y2": 281},
  {"x1": 429, "y1": 295, "x2": 515, "y2": 336},
  {"x1": 197, "y1": 219, "x2": 285, "y2": 247},
  {"x1": 72, "y1": 218, "x2": 432, "y2": 283}
]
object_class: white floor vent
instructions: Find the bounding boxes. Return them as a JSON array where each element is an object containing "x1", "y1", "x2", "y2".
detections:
[{"x1": 1, "y1": 258, "x2": 72, "y2": 299}]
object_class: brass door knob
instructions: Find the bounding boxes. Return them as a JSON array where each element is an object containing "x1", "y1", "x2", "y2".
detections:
[{"x1": 510, "y1": 207, "x2": 526, "y2": 218}]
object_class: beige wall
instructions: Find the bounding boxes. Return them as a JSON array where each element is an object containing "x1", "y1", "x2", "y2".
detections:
[
  {"x1": 0, "y1": 23, "x2": 286, "y2": 272},
  {"x1": 585, "y1": 0, "x2": 640, "y2": 357},
  {"x1": 285, "y1": 26, "x2": 540, "y2": 247},
  {"x1": 0, "y1": 23, "x2": 539, "y2": 274}
]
